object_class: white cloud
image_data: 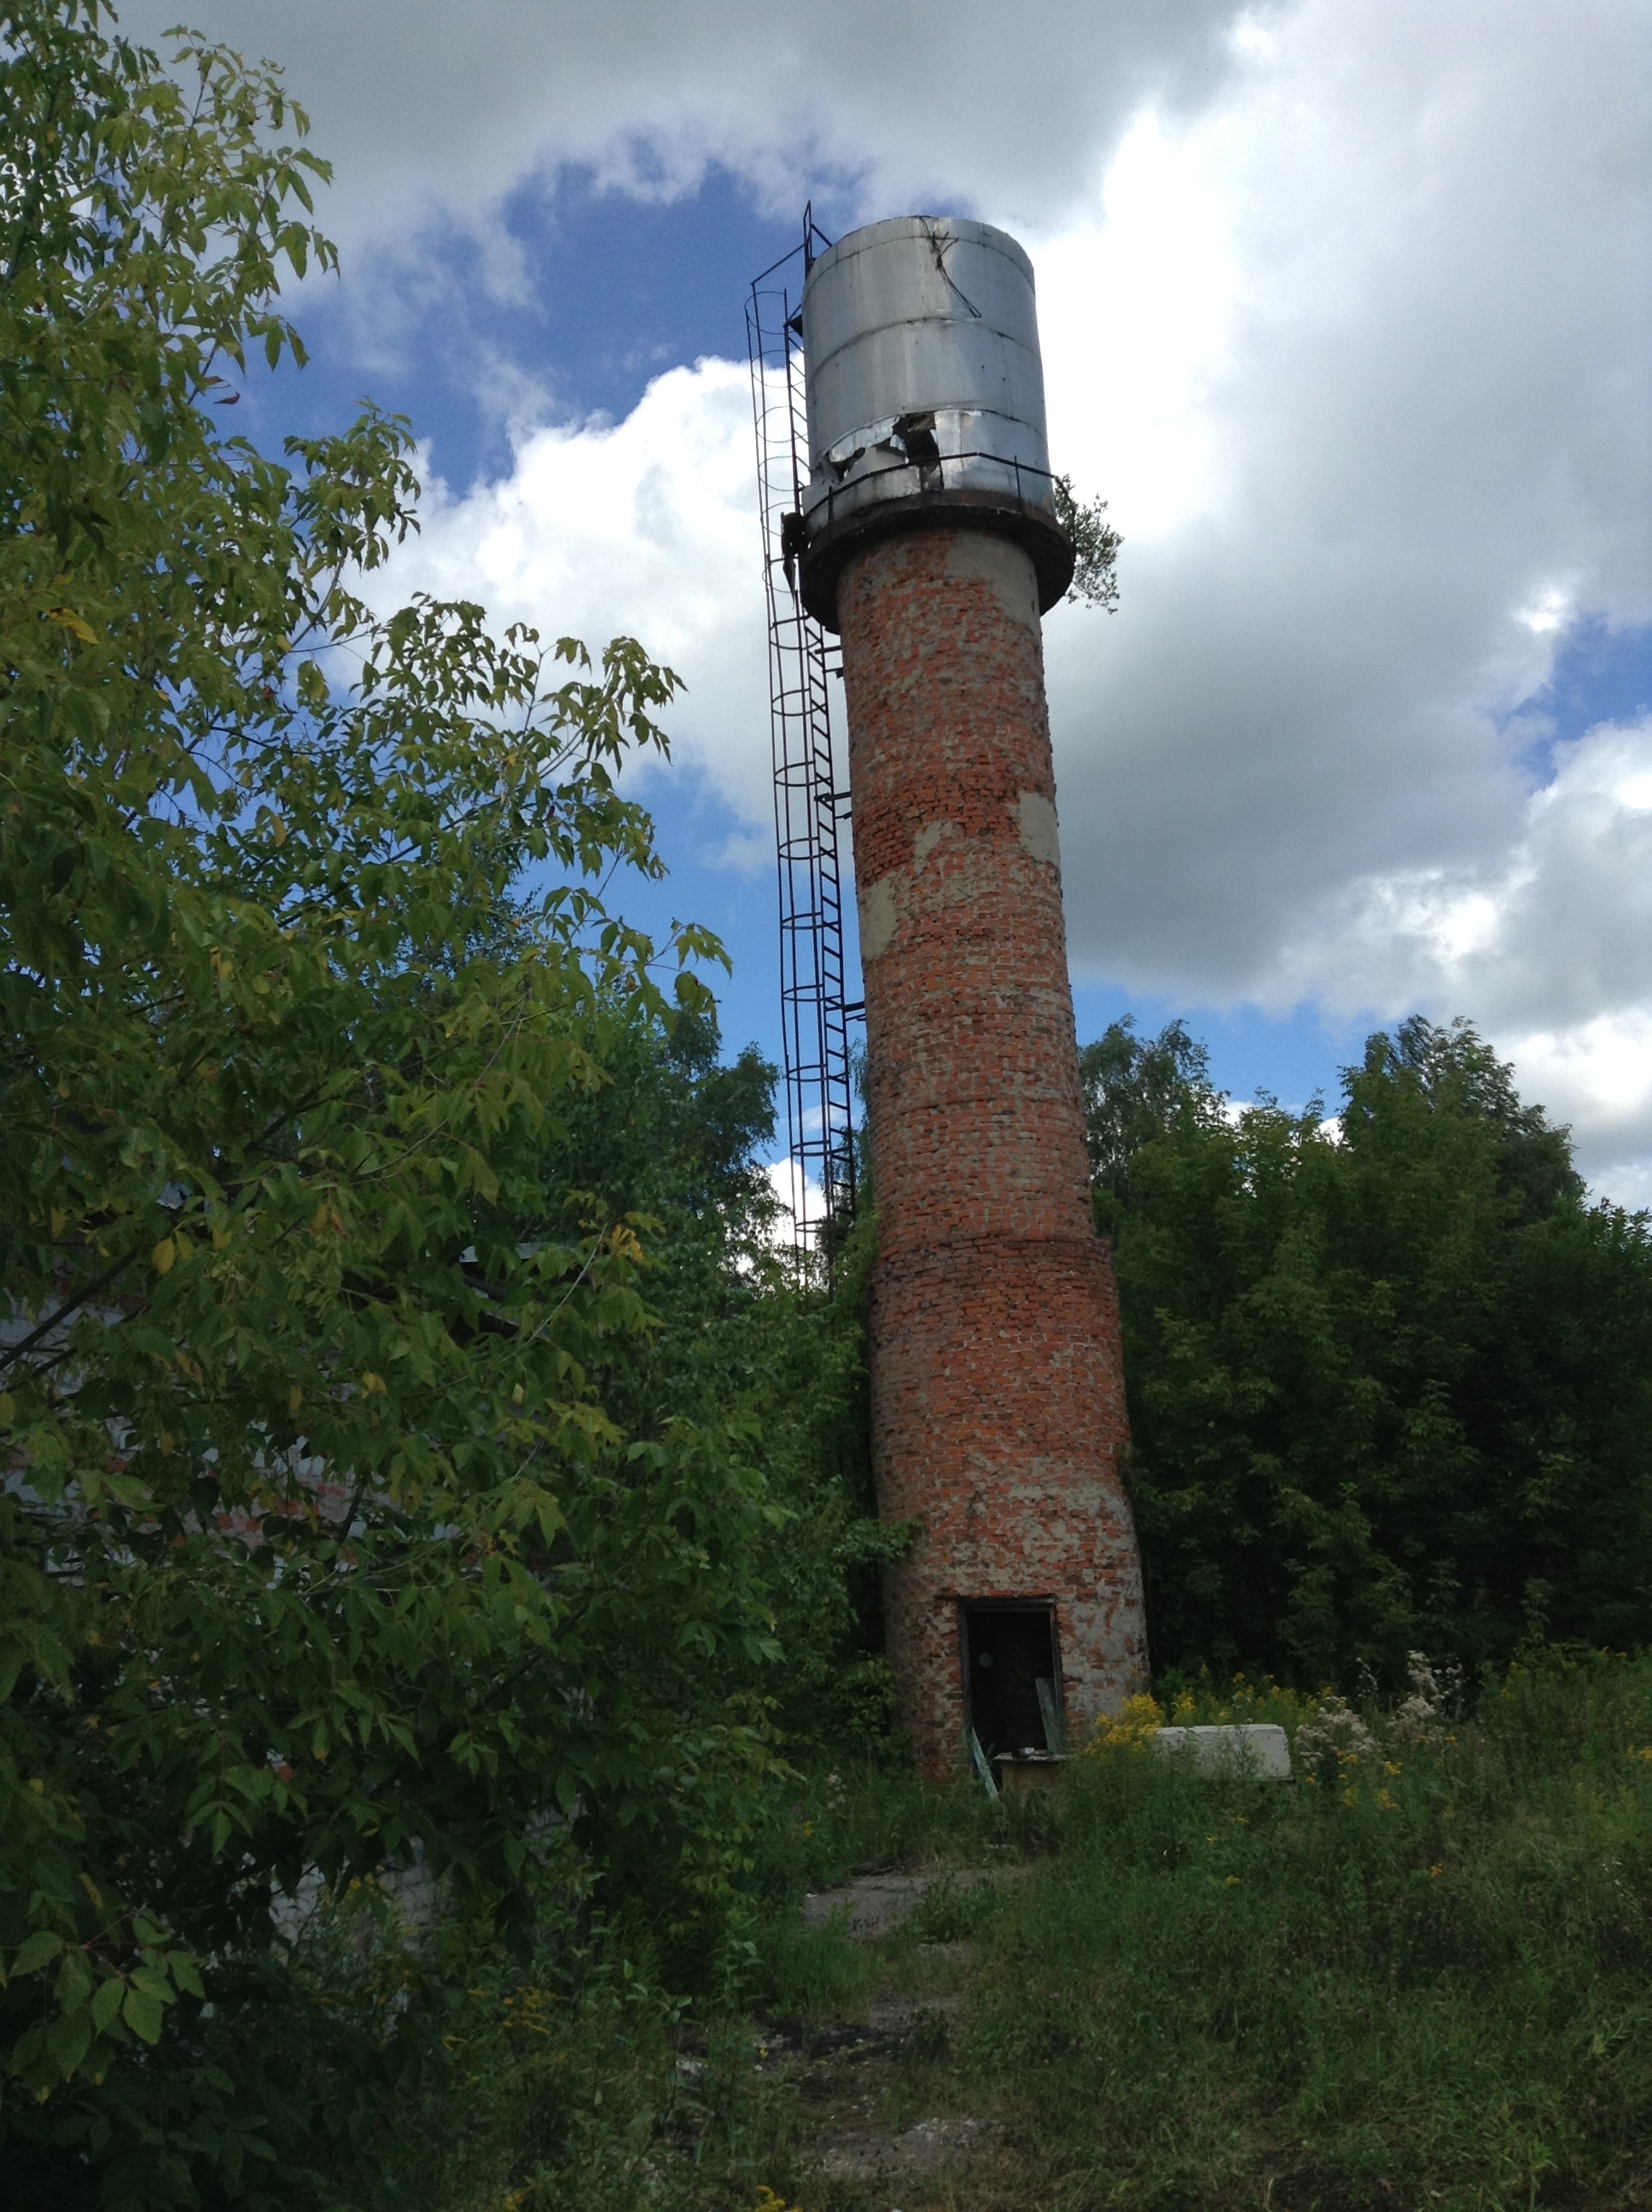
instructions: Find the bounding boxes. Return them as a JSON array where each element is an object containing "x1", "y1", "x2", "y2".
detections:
[
  {"x1": 1260, "y1": 716, "x2": 1652, "y2": 1164},
  {"x1": 1033, "y1": 116, "x2": 1236, "y2": 538},
  {"x1": 119, "y1": 0, "x2": 1652, "y2": 1194},
  {"x1": 763, "y1": 1158, "x2": 825, "y2": 1250},
  {"x1": 1042, "y1": 0, "x2": 1649, "y2": 980},
  {"x1": 1034, "y1": 0, "x2": 1652, "y2": 1186},
  {"x1": 1376, "y1": 719, "x2": 1652, "y2": 1027},
  {"x1": 118, "y1": 0, "x2": 1261, "y2": 253},
  {"x1": 1508, "y1": 1009, "x2": 1652, "y2": 1164},
  {"x1": 383, "y1": 358, "x2": 774, "y2": 834}
]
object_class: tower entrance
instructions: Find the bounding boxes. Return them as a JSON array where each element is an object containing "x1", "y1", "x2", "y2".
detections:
[{"x1": 961, "y1": 1603, "x2": 1062, "y2": 1762}]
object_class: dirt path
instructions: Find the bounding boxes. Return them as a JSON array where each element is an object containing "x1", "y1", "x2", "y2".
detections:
[{"x1": 774, "y1": 1863, "x2": 1038, "y2": 2208}]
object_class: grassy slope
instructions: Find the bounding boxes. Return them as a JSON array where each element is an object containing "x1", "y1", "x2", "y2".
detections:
[
  {"x1": 382, "y1": 1652, "x2": 1652, "y2": 2212},
  {"x1": 759, "y1": 1653, "x2": 1652, "y2": 2210}
]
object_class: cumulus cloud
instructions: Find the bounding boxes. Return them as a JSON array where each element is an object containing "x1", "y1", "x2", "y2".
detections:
[
  {"x1": 117, "y1": 0, "x2": 1261, "y2": 253},
  {"x1": 384, "y1": 357, "x2": 773, "y2": 838},
  {"x1": 1283, "y1": 716, "x2": 1652, "y2": 1167},
  {"x1": 764, "y1": 1159, "x2": 826, "y2": 1250},
  {"x1": 1031, "y1": 0, "x2": 1652, "y2": 1181},
  {"x1": 1040, "y1": 0, "x2": 1649, "y2": 981},
  {"x1": 118, "y1": 0, "x2": 1652, "y2": 1190},
  {"x1": 1296, "y1": 719, "x2": 1652, "y2": 1033}
]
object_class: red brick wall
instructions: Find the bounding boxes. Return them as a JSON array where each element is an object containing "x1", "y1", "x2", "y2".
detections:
[{"x1": 837, "y1": 526, "x2": 1146, "y2": 1780}]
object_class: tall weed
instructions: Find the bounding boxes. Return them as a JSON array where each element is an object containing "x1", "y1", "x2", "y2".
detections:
[{"x1": 963, "y1": 1650, "x2": 1652, "y2": 2207}]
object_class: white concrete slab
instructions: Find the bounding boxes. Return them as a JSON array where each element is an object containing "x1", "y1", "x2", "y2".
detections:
[{"x1": 1153, "y1": 1723, "x2": 1294, "y2": 1780}]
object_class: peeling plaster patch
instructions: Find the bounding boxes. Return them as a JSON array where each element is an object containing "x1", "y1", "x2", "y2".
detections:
[
  {"x1": 913, "y1": 820, "x2": 955, "y2": 871},
  {"x1": 1015, "y1": 789, "x2": 1062, "y2": 867},
  {"x1": 859, "y1": 874, "x2": 901, "y2": 961},
  {"x1": 943, "y1": 533, "x2": 1041, "y2": 634}
]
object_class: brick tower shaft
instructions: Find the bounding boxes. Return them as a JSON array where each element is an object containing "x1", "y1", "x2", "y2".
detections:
[
  {"x1": 788, "y1": 212, "x2": 1147, "y2": 1780},
  {"x1": 840, "y1": 527, "x2": 1146, "y2": 1780}
]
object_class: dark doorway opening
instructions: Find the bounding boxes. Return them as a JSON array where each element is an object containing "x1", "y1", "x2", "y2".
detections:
[{"x1": 960, "y1": 1604, "x2": 1062, "y2": 1761}]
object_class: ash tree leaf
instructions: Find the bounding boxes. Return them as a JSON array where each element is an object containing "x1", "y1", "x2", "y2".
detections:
[
  {"x1": 11, "y1": 1932, "x2": 66, "y2": 1978},
  {"x1": 121, "y1": 1986, "x2": 165, "y2": 2046},
  {"x1": 0, "y1": 5, "x2": 800, "y2": 2199},
  {"x1": 49, "y1": 2007, "x2": 94, "y2": 2080}
]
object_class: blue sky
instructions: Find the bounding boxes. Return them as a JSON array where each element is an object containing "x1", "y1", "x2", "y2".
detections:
[
  {"x1": 270, "y1": 165, "x2": 1386, "y2": 1115},
  {"x1": 244, "y1": 167, "x2": 800, "y2": 493},
  {"x1": 154, "y1": 0, "x2": 1652, "y2": 1187},
  {"x1": 267, "y1": 169, "x2": 1649, "y2": 1124}
]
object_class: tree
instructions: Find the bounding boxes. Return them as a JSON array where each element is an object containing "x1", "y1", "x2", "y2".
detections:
[
  {"x1": 1053, "y1": 474, "x2": 1122, "y2": 611},
  {"x1": 1086, "y1": 1017, "x2": 1652, "y2": 1683},
  {"x1": 544, "y1": 1014, "x2": 900, "y2": 1763},
  {"x1": 1079, "y1": 1014, "x2": 1222, "y2": 1232},
  {"x1": 1, "y1": 7, "x2": 783, "y2": 2199}
]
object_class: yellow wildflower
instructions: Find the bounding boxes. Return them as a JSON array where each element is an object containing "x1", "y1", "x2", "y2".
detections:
[{"x1": 1085, "y1": 1692, "x2": 1165, "y2": 1758}]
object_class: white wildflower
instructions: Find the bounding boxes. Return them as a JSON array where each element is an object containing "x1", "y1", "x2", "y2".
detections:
[
  {"x1": 1294, "y1": 1695, "x2": 1376, "y2": 1776},
  {"x1": 1390, "y1": 1650, "x2": 1464, "y2": 1743}
]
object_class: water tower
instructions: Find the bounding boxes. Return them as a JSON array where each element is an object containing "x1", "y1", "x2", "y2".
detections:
[{"x1": 754, "y1": 215, "x2": 1146, "y2": 1781}]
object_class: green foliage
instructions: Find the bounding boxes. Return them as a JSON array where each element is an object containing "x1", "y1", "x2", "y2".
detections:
[
  {"x1": 352, "y1": 1898, "x2": 794, "y2": 2212},
  {"x1": 959, "y1": 1650, "x2": 1652, "y2": 2209},
  {"x1": 535, "y1": 1016, "x2": 899, "y2": 1773},
  {"x1": 752, "y1": 1756, "x2": 1014, "y2": 1919},
  {"x1": 710, "y1": 1656, "x2": 1652, "y2": 2210},
  {"x1": 747, "y1": 1203, "x2": 910, "y2": 1760},
  {"x1": 1086, "y1": 1014, "x2": 1652, "y2": 1681},
  {"x1": 1079, "y1": 1012, "x2": 1222, "y2": 1233},
  {"x1": 1053, "y1": 473, "x2": 1122, "y2": 610},
  {"x1": 0, "y1": 5, "x2": 789, "y2": 2197}
]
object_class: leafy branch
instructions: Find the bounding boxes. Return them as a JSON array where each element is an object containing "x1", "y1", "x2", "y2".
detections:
[{"x1": 1054, "y1": 472, "x2": 1123, "y2": 611}]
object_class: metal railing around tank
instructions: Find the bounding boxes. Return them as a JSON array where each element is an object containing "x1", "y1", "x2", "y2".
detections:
[{"x1": 802, "y1": 444, "x2": 1062, "y2": 530}]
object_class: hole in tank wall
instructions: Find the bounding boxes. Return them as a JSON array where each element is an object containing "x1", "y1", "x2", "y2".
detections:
[{"x1": 959, "y1": 1602, "x2": 1062, "y2": 1761}]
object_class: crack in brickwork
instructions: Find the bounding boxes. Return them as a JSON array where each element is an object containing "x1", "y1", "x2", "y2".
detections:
[{"x1": 838, "y1": 527, "x2": 1147, "y2": 1780}]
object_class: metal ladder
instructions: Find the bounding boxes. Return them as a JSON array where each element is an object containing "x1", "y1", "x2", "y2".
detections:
[{"x1": 747, "y1": 210, "x2": 859, "y2": 1260}]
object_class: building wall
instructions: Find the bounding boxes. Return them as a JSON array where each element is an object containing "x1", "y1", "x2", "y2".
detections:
[{"x1": 837, "y1": 526, "x2": 1146, "y2": 1780}]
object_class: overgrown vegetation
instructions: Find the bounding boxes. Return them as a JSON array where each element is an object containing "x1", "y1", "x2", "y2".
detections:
[
  {"x1": 0, "y1": 5, "x2": 854, "y2": 2198},
  {"x1": 1085, "y1": 1014, "x2": 1652, "y2": 1684},
  {"x1": 944, "y1": 1649, "x2": 1652, "y2": 2209},
  {"x1": 5, "y1": 8, "x2": 1652, "y2": 2210},
  {"x1": 1053, "y1": 473, "x2": 1122, "y2": 611},
  {"x1": 279, "y1": 1651, "x2": 1652, "y2": 2210}
]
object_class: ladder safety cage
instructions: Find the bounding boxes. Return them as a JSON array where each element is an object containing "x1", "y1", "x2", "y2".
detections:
[{"x1": 747, "y1": 207, "x2": 859, "y2": 1260}]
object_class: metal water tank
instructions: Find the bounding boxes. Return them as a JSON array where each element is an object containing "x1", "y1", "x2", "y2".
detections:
[{"x1": 797, "y1": 215, "x2": 1073, "y2": 628}]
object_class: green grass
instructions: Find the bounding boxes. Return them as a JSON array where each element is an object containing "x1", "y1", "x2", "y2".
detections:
[
  {"x1": 750, "y1": 1755, "x2": 1029, "y2": 1898},
  {"x1": 752, "y1": 1650, "x2": 1652, "y2": 2209},
  {"x1": 967, "y1": 1720, "x2": 1652, "y2": 2204},
  {"x1": 366, "y1": 1650, "x2": 1652, "y2": 2211}
]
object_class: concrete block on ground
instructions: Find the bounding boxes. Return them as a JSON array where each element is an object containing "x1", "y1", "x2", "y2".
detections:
[
  {"x1": 993, "y1": 1752, "x2": 1069, "y2": 1795},
  {"x1": 1154, "y1": 1723, "x2": 1293, "y2": 1780}
]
